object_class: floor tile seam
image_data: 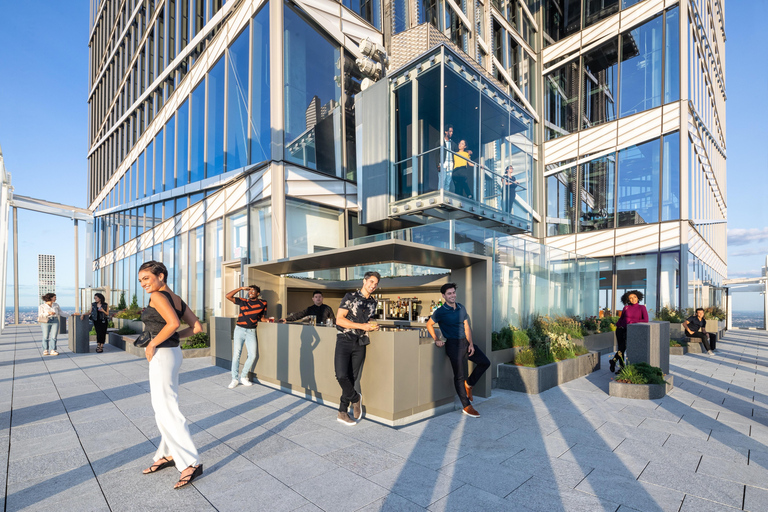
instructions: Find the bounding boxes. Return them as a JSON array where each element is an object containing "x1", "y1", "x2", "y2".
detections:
[{"x1": 637, "y1": 469, "x2": 747, "y2": 506}]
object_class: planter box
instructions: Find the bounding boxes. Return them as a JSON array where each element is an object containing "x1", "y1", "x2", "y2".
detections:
[
  {"x1": 609, "y1": 375, "x2": 674, "y2": 400},
  {"x1": 496, "y1": 351, "x2": 600, "y2": 394},
  {"x1": 684, "y1": 338, "x2": 706, "y2": 354},
  {"x1": 490, "y1": 347, "x2": 523, "y2": 379},
  {"x1": 181, "y1": 347, "x2": 211, "y2": 358},
  {"x1": 113, "y1": 318, "x2": 145, "y2": 333},
  {"x1": 581, "y1": 332, "x2": 616, "y2": 355},
  {"x1": 108, "y1": 332, "x2": 144, "y2": 358},
  {"x1": 669, "y1": 323, "x2": 686, "y2": 340},
  {"x1": 669, "y1": 344, "x2": 687, "y2": 356}
]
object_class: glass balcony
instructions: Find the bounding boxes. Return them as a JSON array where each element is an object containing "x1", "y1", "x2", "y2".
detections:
[{"x1": 357, "y1": 45, "x2": 536, "y2": 233}]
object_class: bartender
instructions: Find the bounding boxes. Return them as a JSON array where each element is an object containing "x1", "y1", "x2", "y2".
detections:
[{"x1": 279, "y1": 290, "x2": 335, "y2": 325}]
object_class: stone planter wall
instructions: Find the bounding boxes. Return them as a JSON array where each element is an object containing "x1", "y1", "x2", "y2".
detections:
[
  {"x1": 490, "y1": 347, "x2": 523, "y2": 379},
  {"x1": 669, "y1": 323, "x2": 685, "y2": 340},
  {"x1": 669, "y1": 344, "x2": 687, "y2": 356},
  {"x1": 108, "y1": 331, "x2": 210, "y2": 358},
  {"x1": 609, "y1": 375, "x2": 674, "y2": 400},
  {"x1": 113, "y1": 318, "x2": 145, "y2": 333},
  {"x1": 581, "y1": 332, "x2": 616, "y2": 355},
  {"x1": 496, "y1": 351, "x2": 600, "y2": 394}
]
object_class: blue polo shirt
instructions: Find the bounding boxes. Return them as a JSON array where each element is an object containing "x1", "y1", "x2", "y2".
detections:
[{"x1": 431, "y1": 302, "x2": 468, "y2": 340}]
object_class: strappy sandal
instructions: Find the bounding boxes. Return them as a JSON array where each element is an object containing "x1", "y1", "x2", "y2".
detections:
[
  {"x1": 96, "y1": 344, "x2": 104, "y2": 353},
  {"x1": 143, "y1": 456, "x2": 175, "y2": 474},
  {"x1": 174, "y1": 464, "x2": 203, "y2": 489}
]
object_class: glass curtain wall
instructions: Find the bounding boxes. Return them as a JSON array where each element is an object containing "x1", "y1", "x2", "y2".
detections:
[{"x1": 251, "y1": 6, "x2": 271, "y2": 164}]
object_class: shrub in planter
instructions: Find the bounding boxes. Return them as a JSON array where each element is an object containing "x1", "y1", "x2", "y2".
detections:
[
  {"x1": 118, "y1": 292, "x2": 127, "y2": 310},
  {"x1": 182, "y1": 332, "x2": 210, "y2": 349},
  {"x1": 582, "y1": 316, "x2": 599, "y2": 333},
  {"x1": 115, "y1": 307, "x2": 142, "y2": 320},
  {"x1": 615, "y1": 362, "x2": 665, "y2": 385},
  {"x1": 117, "y1": 326, "x2": 137, "y2": 335},
  {"x1": 655, "y1": 307, "x2": 685, "y2": 323},
  {"x1": 704, "y1": 306, "x2": 726, "y2": 321},
  {"x1": 513, "y1": 330, "x2": 529, "y2": 347},
  {"x1": 669, "y1": 339, "x2": 681, "y2": 348},
  {"x1": 492, "y1": 326, "x2": 529, "y2": 350}
]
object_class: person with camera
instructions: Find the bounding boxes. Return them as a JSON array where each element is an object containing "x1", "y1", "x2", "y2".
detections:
[
  {"x1": 81, "y1": 293, "x2": 109, "y2": 353},
  {"x1": 38, "y1": 293, "x2": 69, "y2": 356}
]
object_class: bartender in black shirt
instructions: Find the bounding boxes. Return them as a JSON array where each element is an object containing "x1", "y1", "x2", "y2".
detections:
[
  {"x1": 683, "y1": 307, "x2": 716, "y2": 354},
  {"x1": 279, "y1": 291, "x2": 335, "y2": 325}
]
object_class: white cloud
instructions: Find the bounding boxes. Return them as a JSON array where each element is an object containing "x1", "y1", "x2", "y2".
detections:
[
  {"x1": 727, "y1": 270, "x2": 762, "y2": 279},
  {"x1": 730, "y1": 246, "x2": 768, "y2": 258},
  {"x1": 728, "y1": 227, "x2": 768, "y2": 246}
]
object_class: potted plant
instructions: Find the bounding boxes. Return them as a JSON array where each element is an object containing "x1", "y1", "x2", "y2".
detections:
[{"x1": 609, "y1": 362, "x2": 673, "y2": 399}]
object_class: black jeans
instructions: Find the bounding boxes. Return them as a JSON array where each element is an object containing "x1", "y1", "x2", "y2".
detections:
[
  {"x1": 452, "y1": 169, "x2": 473, "y2": 198},
  {"x1": 334, "y1": 338, "x2": 366, "y2": 412},
  {"x1": 689, "y1": 331, "x2": 715, "y2": 351},
  {"x1": 94, "y1": 322, "x2": 108, "y2": 345},
  {"x1": 444, "y1": 338, "x2": 490, "y2": 408},
  {"x1": 612, "y1": 327, "x2": 627, "y2": 367}
]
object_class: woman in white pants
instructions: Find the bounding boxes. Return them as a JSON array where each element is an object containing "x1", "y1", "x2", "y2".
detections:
[{"x1": 138, "y1": 260, "x2": 204, "y2": 489}]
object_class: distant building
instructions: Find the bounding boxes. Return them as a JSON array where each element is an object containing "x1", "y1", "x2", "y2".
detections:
[{"x1": 38, "y1": 255, "x2": 55, "y2": 302}]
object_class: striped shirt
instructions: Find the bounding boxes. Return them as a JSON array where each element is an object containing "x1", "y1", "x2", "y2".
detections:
[{"x1": 234, "y1": 297, "x2": 267, "y2": 328}]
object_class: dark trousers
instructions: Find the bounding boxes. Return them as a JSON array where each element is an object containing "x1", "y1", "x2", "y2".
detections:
[
  {"x1": 452, "y1": 169, "x2": 473, "y2": 198},
  {"x1": 689, "y1": 331, "x2": 715, "y2": 351},
  {"x1": 445, "y1": 338, "x2": 490, "y2": 408},
  {"x1": 334, "y1": 338, "x2": 366, "y2": 412},
  {"x1": 611, "y1": 327, "x2": 627, "y2": 367},
  {"x1": 94, "y1": 322, "x2": 108, "y2": 345}
]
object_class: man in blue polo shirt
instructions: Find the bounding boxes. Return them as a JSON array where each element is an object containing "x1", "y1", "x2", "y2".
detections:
[{"x1": 426, "y1": 282, "x2": 490, "y2": 418}]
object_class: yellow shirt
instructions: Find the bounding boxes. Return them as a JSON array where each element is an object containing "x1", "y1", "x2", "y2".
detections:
[{"x1": 453, "y1": 150, "x2": 471, "y2": 169}]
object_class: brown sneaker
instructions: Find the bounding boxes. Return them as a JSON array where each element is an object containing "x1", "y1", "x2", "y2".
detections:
[
  {"x1": 337, "y1": 411, "x2": 356, "y2": 426},
  {"x1": 464, "y1": 381, "x2": 473, "y2": 403},
  {"x1": 352, "y1": 394, "x2": 363, "y2": 421},
  {"x1": 462, "y1": 405, "x2": 480, "y2": 418}
]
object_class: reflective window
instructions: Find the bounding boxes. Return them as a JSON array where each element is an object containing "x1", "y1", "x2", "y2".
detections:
[
  {"x1": 128, "y1": 160, "x2": 135, "y2": 202},
  {"x1": 249, "y1": 201, "x2": 271, "y2": 263},
  {"x1": 393, "y1": 0, "x2": 408, "y2": 33},
  {"x1": 207, "y1": 58, "x2": 225, "y2": 178},
  {"x1": 155, "y1": 129, "x2": 163, "y2": 194},
  {"x1": 251, "y1": 6, "x2": 271, "y2": 164},
  {"x1": 543, "y1": 0, "x2": 580, "y2": 47},
  {"x1": 189, "y1": 225, "x2": 205, "y2": 318},
  {"x1": 394, "y1": 81, "x2": 413, "y2": 200},
  {"x1": 662, "y1": 131, "x2": 680, "y2": 221},
  {"x1": 544, "y1": 59, "x2": 579, "y2": 140},
  {"x1": 580, "y1": 154, "x2": 615, "y2": 231},
  {"x1": 225, "y1": 209, "x2": 248, "y2": 260},
  {"x1": 659, "y1": 250, "x2": 680, "y2": 309},
  {"x1": 138, "y1": 150, "x2": 145, "y2": 198},
  {"x1": 146, "y1": 141, "x2": 154, "y2": 195},
  {"x1": 163, "y1": 239, "x2": 175, "y2": 288},
  {"x1": 617, "y1": 137, "x2": 660, "y2": 226},
  {"x1": 584, "y1": 0, "x2": 618, "y2": 28},
  {"x1": 419, "y1": 0, "x2": 439, "y2": 27},
  {"x1": 582, "y1": 39, "x2": 618, "y2": 129},
  {"x1": 546, "y1": 169, "x2": 576, "y2": 235},
  {"x1": 343, "y1": 0, "x2": 380, "y2": 30},
  {"x1": 205, "y1": 217, "x2": 224, "y2": 319},
  {"x1": 444, "y1": 68, "x2": 480, "y2": 200},
  {"x1": 615, "y1": 252, "x2": 657, "y2": 316},
  {"x1": 664, "y1": 7, "x2": 680, "y2": 103},
  {"x1": 177, "y1": 100, "x2": 189, "y2": 187},
  {"x1": 286, "y1": 198, "x2": 341, "y2": 257},
  {"x1": 164, "y1": 199, "x2": 175, "y2": 221},
  {"x1": 284, "y1": 4, "x2": 341, "y2": 176},
  {"x1": 164, "y1": 115, "x2": 175, "y2": 192},
  {"x1": 621, "y1": 0, "x2": 642, "y2": 7},
  {"x1": 190, "y1": 79, "x2": 206, "y2": 182},
  {"x1": 619, "y1": 15, "x2": 662, "y2": 117},
  {"x1": 226, "y1": 28, "x2": 250, "y2": 172}
]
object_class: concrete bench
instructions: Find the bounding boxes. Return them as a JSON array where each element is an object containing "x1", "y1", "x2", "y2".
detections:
[{"x1": 683, "y1": 337, "x2": 708, "y2": 353}]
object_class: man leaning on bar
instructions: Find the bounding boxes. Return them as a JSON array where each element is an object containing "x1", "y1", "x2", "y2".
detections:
[
  {"x1": 279, "y1": 290, "x2": 335, "y2": 325},
  {"x1": 427, "y1": 282, "x2": 490, "y2": 418}
]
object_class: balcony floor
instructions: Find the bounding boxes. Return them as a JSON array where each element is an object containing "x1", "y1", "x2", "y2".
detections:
[{"x1": 0, "y1": 325, "x2": 766, "y2": 511}]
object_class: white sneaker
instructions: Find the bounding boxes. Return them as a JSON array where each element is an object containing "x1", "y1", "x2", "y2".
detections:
[
  {"x1": 227, "y1": 380, "x2": 239, "y2": 389},
  {"x1": 50, "y1": 350, "x2": 59, "y2": 356},
  {"x1": 240, "y1": 377, "x2": 253, "y2": 386},
  {"x1": 707, "y1": 350, "x2": 715, "y2": 356},
  {"x1": 42, "y1": 350, "x2": 49, "y2": 356}
]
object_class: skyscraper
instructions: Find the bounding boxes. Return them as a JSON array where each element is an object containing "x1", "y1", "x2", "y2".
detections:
[{"x1": 38, "y1": 255, "x2": 55, "y2": 302}]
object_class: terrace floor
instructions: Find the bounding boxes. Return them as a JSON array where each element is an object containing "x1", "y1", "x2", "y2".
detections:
[{"x1": 0, "y1": 325, "x2": 767, "y2": 511}]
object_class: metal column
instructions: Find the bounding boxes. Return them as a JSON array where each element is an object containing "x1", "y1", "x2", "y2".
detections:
[
  {"x1": 13, "y1": 207, "x2": 18, "y2": 325},
  {"x1": 74, "y1": 219, "x2": 79, "y2": 313}
]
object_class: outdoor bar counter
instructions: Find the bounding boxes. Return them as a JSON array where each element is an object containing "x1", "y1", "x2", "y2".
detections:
[{"x1": 211, "y1": 239, "x2": 493, "y2": 426}]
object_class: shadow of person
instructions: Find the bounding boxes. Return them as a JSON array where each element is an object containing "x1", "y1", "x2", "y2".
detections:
[{"x1": 299, "y1": 326, "x2": 320, "y2": 398}]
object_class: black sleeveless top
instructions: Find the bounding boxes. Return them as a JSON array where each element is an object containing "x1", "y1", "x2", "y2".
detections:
[{"x1": 141, "y1": 290, "x2": 187, "y2": 348}]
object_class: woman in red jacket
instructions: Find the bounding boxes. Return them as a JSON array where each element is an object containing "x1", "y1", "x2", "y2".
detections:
[{"x1": 610, "y1": 290, "x2": 649, "y2": 373}]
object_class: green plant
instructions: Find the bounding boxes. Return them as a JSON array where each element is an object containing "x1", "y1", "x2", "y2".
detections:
[
  {"x1": 181, "y1": 341, "x2": 209, "y2": 349},
  {"x1": 609, "y1": 323, "x2": 617, "y2": 332},
  {"x1": 117, "y1": 326, "x2": 136, "y2": 335},
  {"x1": 704, "y1": 306, "x2": 726, "y2": 321},
  {"x1": 655, "y1": 307, "x2": 685, "y2": 323},
  {"x1": 514, "y1": 348, "x2": 536, "y2": 367},
  {"x1": 599, "y1": 317, "x2": 613, "y2": 332},
  {"x1": 573, "y1": 344, "x2": 589, "y2": 356},
  {"x1": 115, "y1": 308, "x2": 142, "y2": 320},
  {"x1": 130, "y1": 293, "x2": 139, "y2": 309},
  {"x1": 512, "y1": 330, "x2": 529, "y2": 347},
  {"x1": 615, "y1": 362, "x2": 665, "y2": 385},
  {"x1": 492, "y1": 326, "x2": 529, "y2": 351},
  {"x1": 582, "y1": 316, "x2": 599, "y2": 332},
  {"x1": 670, "y1": 339, "x2": 681, "y2": 347},
  {"x1": 118, "y1": 292, "x2": 127, "y2": 310},
  {"x1": 186, "y1": 332, "x2": 210, "y2": 347},
  {"x1": 89, "y1": 327, "x2": 96, "y2": 335}
]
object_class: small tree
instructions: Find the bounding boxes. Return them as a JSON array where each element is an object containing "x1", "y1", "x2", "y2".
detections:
[
  {"x1": 118, "y1": 292, "x2": 127, "y2": 310},
  {"x1": 130, "y1": 293, "x2": 139, "y2": 309}
]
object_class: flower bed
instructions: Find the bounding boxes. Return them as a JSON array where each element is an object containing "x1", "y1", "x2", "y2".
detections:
[
  {"x1": 609, "y1": 362, "x2": 673, "y2": 400},
  {"x1": 497, "y1": 351, "x2": 600, "y2": 394}
]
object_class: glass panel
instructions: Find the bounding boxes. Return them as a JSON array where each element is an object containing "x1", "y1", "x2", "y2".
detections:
[
  {"x1": 597, "y1": 258, "x2": 613, "y2": 315},
  {"x1": 179, "y1": 231, "x2": 188, "y2": 302},
  {"x1": 226, "y1": 209, "x2": 248, "y2": 260},
  {"x1": 621, "y1": 0, "x2": 642, "y2": 8},
  {"x1": 129, "y1": 161, "x2": 136, "y2": 201},
  {"x1": 584, "y1": 0, "x2": 618, "y2": 28},
  {"x1": 190, "y1": 79, "x2": 206, "y2": 182},
  {"x1": 443, "y1": 67, "x2": 480, "y2": 199},
  {"x1": 286, "y1": 198, "x2": 341, "y2": 260},
  {"x1": 146, "y1": 141, "x2": 154, "y2": 195},
  {"x1": 393, "y1": 0, "x2": 407, "y2": 33},
  {"x1": 177, "y1": 99, "x2": 189, "y2": 187},
  {"x1": 164, "y1": 199, "x2": 175, "y2": 221},
  {"x1": 176, "y1": 196, "x2": 188, "y2": 213},
  {"x1": 418, "y1": 0, "x2": 440, "y2": 27},
  {"x1": 251, "y1": 6, "x2": 271, "y2": 164},
  {"x1": 343, "y1": 0, "x2": 380, "y2": 30},
  {"x1": 284, "y1": 4, "x2": 341, "y2": 176},
  {"x1": 205, "y1": 218, "x2": 224, "y2": 320},
  {"x1": 155, "y1": 129, "x2": 164, "y2": 193},
  {"x1": 664, "y1": 7, "x2": 680, "y2": 103},
  {"x1": 544, "y1": 59, "x2": 579, "y2": 140},
  {"x1": 619, "y1": 15, "x2": 662, "y2": 117},
  {"x1": 617, "y1": 137, "x2": 660, "y2": 226},
  {"x1": 163, "y1": 239, "x2": 175, "y2": 288},
  {"x1": 659, "y1": 251, "x2": 680, "y2": 310},
  {"x1": 616, "y1": 252, "x2": 658, "y2": 317},
  {"x1": 249, "y1": 201, "x2": 271, "y2": 263},
  {"x1": 138, "y1": 150, "x2": 145, "y2": 198},
  {"x1": 190, "y1": 191, "x2": 204, "y2": 206},
  {"x1": 189, "y1": 226, "x2": 205, "y2": 318},
  {"x1": 580, "y1": 154, "x2": 615, "y2": 231},
  {"x1": 226, "y1": 28, "x2": 249, "y2": 172},
  {"x1": 164, "y1": 115, "x2": 175, "y2": 192},
  {"x1": 546, "y1": 169, "x2": 576, "y2": 235},
  {"x1": 582, "y1": 38, "x2": 618, "y2": 129},
  {"x1": 207, "y1": 57, "x2": 225, "y2": 178},
  {"x1": 543, "y1": 0, "x2": 580, "y2": 47},
  {"x1": 417, "y1": 68, "x2": 442, "y2": 194},
  {"x1": 661, "y1": 131, "x2": 680, "y2": 220}
]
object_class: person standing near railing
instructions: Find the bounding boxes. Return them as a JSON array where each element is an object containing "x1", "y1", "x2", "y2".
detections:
[
  {"x1": 441, "y1": 125, "x2": 457, "y2": 192},
  {"x1": 452, "y1": 140, "x2": 475, "y2": 199},
  {"x1": 502, "y1": 165, "x2": 519, "y2": 213},
  {"x1": 38, "y1": 293, "x2": 69, "y2": 356}
]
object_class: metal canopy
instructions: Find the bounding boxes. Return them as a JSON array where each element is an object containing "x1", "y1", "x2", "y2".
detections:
[
  {"x1": 10, "y1": 194, "x2": 93, "y2": 222},
  {"x1": 248, "y1": 239, "x2": 490, "y2": 275}
]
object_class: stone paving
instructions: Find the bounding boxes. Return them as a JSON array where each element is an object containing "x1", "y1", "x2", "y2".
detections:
[{"x1": 1, "y1": 325, "x2": 768, "y2": 511}]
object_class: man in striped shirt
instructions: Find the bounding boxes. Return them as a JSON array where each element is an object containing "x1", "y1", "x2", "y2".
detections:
[{"x1": 225, "y1": 285, "x2": 267, "y2": 389}]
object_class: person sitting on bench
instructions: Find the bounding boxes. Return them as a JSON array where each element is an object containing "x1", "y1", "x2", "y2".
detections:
[{"x1": 683, "y1": 308, "x2": 716, "y2": 355}]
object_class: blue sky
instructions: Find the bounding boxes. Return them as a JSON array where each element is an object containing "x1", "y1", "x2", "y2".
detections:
[{"x1": 1, "y1": 1, "x2": 766, "y2": 310}]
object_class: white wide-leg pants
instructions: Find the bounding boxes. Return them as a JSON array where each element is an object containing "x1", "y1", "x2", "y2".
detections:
[{"x1": 149, "y1": 346, "x2": 199, "y2": 470}]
